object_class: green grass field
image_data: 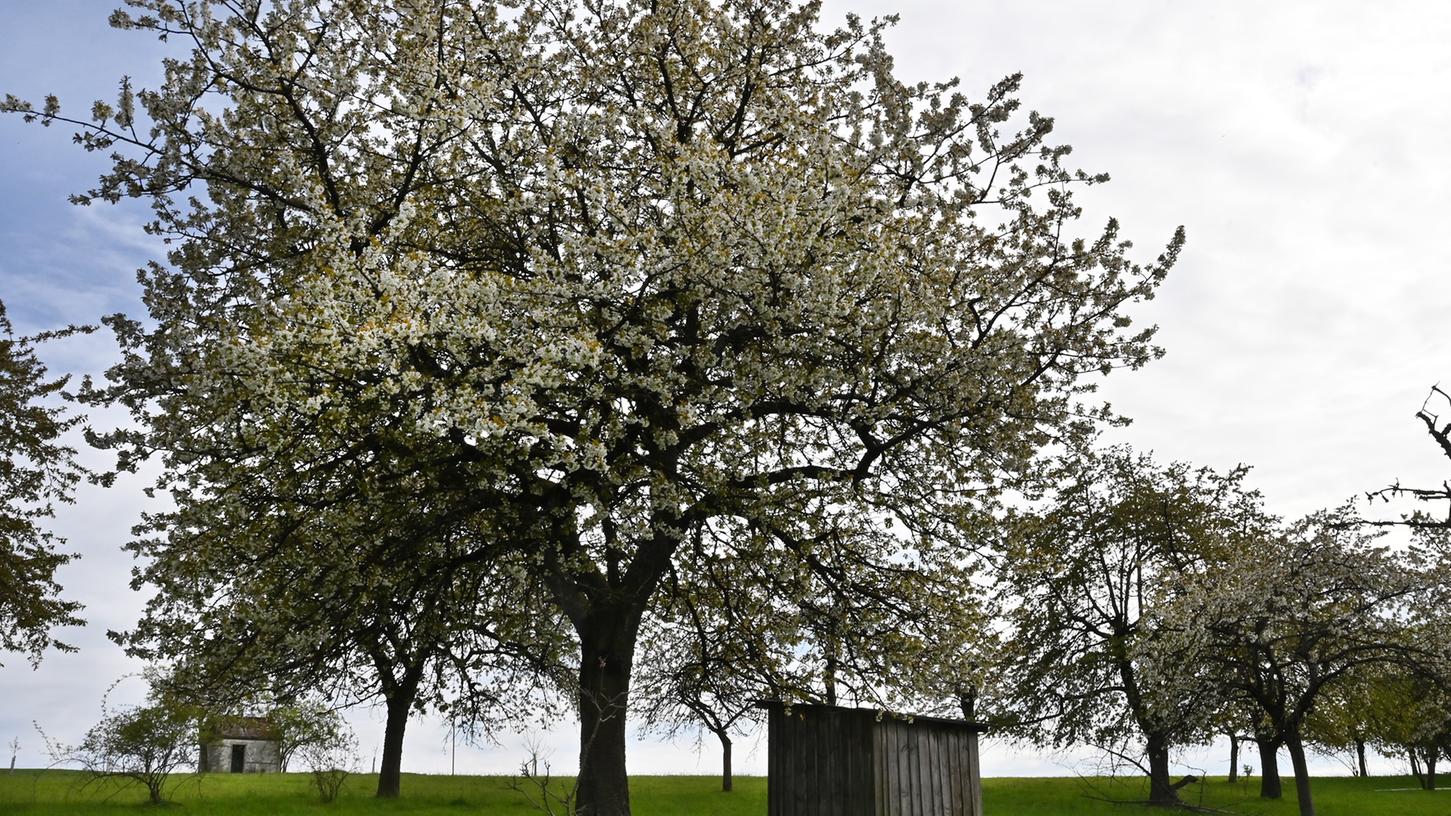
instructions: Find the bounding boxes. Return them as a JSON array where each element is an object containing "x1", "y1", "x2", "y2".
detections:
[{"x1": 1, "y1": 770, "x2": 1447, "y2": 814}]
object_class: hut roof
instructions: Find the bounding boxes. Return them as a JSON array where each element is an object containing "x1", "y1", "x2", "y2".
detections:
[
  {"x1": 213, "y1": 715, "x2": 280, "y2": 741},
  {"x1": 754, "y1": 700, "x2": 990, "y2": 733}
]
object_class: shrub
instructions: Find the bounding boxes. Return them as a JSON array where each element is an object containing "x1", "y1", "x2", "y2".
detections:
[{"x1": 297, "y1": 720, "x2": 357, "y2": 803}]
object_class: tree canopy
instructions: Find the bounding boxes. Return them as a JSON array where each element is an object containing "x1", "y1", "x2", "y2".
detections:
[
  {"x1": 7, "y1": 1, "x2": 1181, "y2": 812},
  {"x1": 997, "y1": 446, "x2": 1271, "y2": 805},
  {"x1": 1151, "y1": 508, "x2": 1427, "y2": 816},
  {"x1": 0, "y1": 298, "x2": 88, "y2": 667}
]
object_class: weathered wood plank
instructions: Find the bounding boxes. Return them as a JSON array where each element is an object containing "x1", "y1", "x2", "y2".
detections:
[
  {"x1": 934, "y1": 720, "x2": 946, "y2": 807},
  {"x1": 898, "y1": 721, "x2": 914, "y2": 816},
  {"x1": 969, "y1": 732, "x2": 982, "y2": 816},
  {"x1": 760, "y1": 701, "x2": 984, "y2": 816},
  {"x1": 949, "y1": 728, "x2": 965, "y2": 816}
]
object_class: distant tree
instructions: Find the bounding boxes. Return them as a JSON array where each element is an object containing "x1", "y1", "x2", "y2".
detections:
[
  {"x1": 256, "y1": 701, "x2": 348, "y2": 773},
  {"x1": 633, "y1": 602, "x2": 759, "y2": 793},
  {"x1": 1154, "y1": 509, "x2": 1425, "y2": 816},
  {"x1": 126, "y1": 515, "x2": 567, "y2": 799},
  {"x1": 0, "y1": 299, "x2": 88, "y2": 666},
  {"x1": 297, "y1": 716, "x2": 358, "y2": 803},
  {"x1": 891, "y1": 582, "x2": 1004, "y2": 725},
  {"x1": 1356, "y1": 666, "x2": 1451, "y2": 790},
  {"x1": 64, "y1": 680, "x2": 197, "y2": 805},
  {"x1": 999, "y1": 446, "x2": 1270, "y2": 806},
  {"x1": 1333, "y1": 555, "x2": 1451, "y2": 795},
  {"x1": 1202, "y1": 699, "x2": 1261, "y2": 785},
  {"x1": 634, "y1": 517, "x2": 982, "y2": 792},
  {"x1": 631, "y1": 532, "x2": 787, "y2": 793},
  {"x1": 1303, "y1": 665, "x2": 1385, "y2": 778}
]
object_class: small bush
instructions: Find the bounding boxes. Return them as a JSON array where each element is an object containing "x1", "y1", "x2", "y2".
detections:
[
  {"x1": 297, "y1": 721, "x2": 357, "y2": 803},
  {"x1": 310, "y1": 765, "x2": 351, "y2": 803},
  {"x1": 66, "y1": 700, "x2": 195, "y2": 804}
]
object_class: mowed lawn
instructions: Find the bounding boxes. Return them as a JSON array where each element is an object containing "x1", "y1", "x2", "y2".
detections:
[{"x1": 1, "y1": 770, "x2": 1448, "y2": 814}]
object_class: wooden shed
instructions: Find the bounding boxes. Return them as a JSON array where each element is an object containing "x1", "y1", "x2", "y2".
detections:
[
  {"x1": 760, "y1": 702, "x2": 987, "y2": 816},
  {"x1": 199, "y1": 716, "x2": 282, "y2": 773}
]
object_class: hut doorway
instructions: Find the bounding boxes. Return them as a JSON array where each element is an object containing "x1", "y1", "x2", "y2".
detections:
[{"x1": 230, "y1": 744, "x2": 245, "y2": 773}]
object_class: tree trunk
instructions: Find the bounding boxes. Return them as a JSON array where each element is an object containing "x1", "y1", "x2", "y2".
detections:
[
  {"x1": 1428, "y1": 749, "x2": 1438, "y2": 791},
  {"x1": 1411, "y1": 747, "x2": 1426, "y2": 789},
  {"x1": 1146, "y1": 731, "x2": 1179, "y2": 806},
  {"x1": 1228, "y1": 734, "x2": 1240, "y2": 782},
  {"x1": 1256, "y1": 736, "x2": 1283, "y2": 799},
  {"x1": 823, "y1": 649, "x2": 838, "y2": 708},
  {"x1": 574, "y1": 610, "x2": 641, "y2": 816},
  {"x1": 1285, "y1": 731, "x2": 1316, "y2": 816},
  {"x1": 957, "y1": 688, "x2": 977, "y2": 722},
  {"x1": 1355, "y1": 738, "x2": 1368, "y2": 778},
  {"x1": 376, "y1": 687, "x2": 414, "y2": 798},
  {"x1": 716, "y1": 730, "x2": 732, "y2": 792}
]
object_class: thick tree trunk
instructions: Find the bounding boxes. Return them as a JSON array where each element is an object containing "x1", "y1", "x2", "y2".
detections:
[
  {"x1": 376, "y1": 688, "x2": 414, "y2": 798},
  {"x1": 1428, "y1": 749, "x2": 1438, "y2": 791},
  {"x1": 1146, "y1": 732, "x2": 1179, "y2": 806},
  {"x1": 1256, "y1": 736, "x2": 1283, "y2": 799},
  {"x1": 1355, "y1": 738, "x2": 1368, "y2": 778},
  {"x1": 1228, "y1": 734, "x2": 1240, "y2": 782},
  {"x1": 574, "y1": 611, "x2": 641, "y2": 816},
  {"x1": 1285, "y1": 731, "x2": 1316, "y2": 816},
  {"x1": 717, "y1": 731, "x2": 733, "y2": 792}
]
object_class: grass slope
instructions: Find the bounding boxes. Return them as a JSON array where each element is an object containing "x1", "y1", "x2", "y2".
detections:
[{"x1": 0, "y1": 770, "x2": 1446, "y2": 814}]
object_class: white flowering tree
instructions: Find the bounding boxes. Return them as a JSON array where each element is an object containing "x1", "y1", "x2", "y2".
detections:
[
  {"x1": 6, "y1": 1, "x2": 1182, "y2": 812},
  {"x1": 1151, "y1": 509, "x2": 1425, "y2": 816},
  {"x1": 121, "y1": 496, "x2": 568, "y2": 798},
  {"x1": 0, "y1": 299, "x2": 88, "y2": 667},
  {"x1": 997, "y1": 446, "x2": 1270, "y2": 805}
]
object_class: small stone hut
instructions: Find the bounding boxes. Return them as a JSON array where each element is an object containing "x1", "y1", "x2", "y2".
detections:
[
  {"x1": 760, "y1": 701, "x2": 987, "y2": 816},
  {"x1": 199, "y1": 716, "x2": 282, "y2": 773}
]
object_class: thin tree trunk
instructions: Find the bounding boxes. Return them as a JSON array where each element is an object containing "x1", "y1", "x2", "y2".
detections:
[
  {"x1": 823, "y1": 650, "x2": 838, "y2": 708},
  {"x1": 574, "y1": 610, "x2": 640, "y2": 816},
  {"x1": 957, "y1": 688, "x2": 977, "y2": 722},
  {"x1": 1285, "y1": 731, "x2": 1316, "y2": 816},
  {"x1": 1410, "y1": 747, "x2": 1426, "y2": 789},
  {"x1": 376, "y1": 687, "x2": 415, "y2": 799},
  {"x1": 1355, "y1": 738, "x2": 1368, "y2": 778},
  {"x1": 1228, "y1": 734, "x2": 1240, "y2": 782},
  {"x1": 716, "y1": 730, "x2": 732, "y2": 793},
  {"x1": 1257, "y1": 736, "x2": 1283, "y2": 799},
  {"x1": 1146, "y1": 731, "x2": 1178, "y2": 806}
]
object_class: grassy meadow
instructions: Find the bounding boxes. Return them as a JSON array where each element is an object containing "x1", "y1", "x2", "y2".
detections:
[{"x1": 1, "y1": 770, "x2": 1448, "y2": 814}]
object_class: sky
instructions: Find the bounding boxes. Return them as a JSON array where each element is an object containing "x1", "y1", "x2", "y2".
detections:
[{"x1": 2, "y1": 0, "x2": 1450, "y2": 783}]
